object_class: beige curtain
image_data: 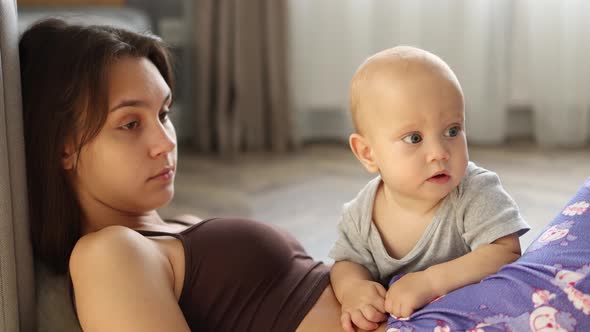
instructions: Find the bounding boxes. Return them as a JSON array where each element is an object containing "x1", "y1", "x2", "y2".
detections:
[{"x1": 190, "y1": 0, "x2": 295, "y2": 155}]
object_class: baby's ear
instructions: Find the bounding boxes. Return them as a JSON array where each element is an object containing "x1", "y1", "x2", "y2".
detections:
[{"x1": 349, "y1": 133, "x2": 379, "y2": 173}]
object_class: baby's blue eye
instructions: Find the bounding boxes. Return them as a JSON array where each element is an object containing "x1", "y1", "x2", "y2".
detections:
[
  {"x1": 402, "y1": 133, "x2": 422, "y2": 144},
  {"x1": 445, "y1": 126, "x2": 460, "y2": 137}
]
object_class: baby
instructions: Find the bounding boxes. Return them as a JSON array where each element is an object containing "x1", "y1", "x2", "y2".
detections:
[{"x1": 329, "y1": 46, "x2": 530, "y2": 332}]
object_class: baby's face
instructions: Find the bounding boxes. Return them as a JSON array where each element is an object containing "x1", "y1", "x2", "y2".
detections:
[{"x1": 361, "y1": 61, "x2": 468, "y2": 203}]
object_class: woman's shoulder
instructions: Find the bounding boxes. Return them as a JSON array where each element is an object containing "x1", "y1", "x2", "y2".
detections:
[
  {"x1": 68, "y1": 227, "x2": 189, "y2": 331},
  {"x1": 172, "y1": 214, "x2": 202, "y2": 224},
  {"x1": 168, "y1": 214, "x2": 203, "y2": 229},
  {"x1": 73, "y1": 225, "x2": 149, "y2": 251},
  {"x1": 69, "y1": 225, "x2": 165, "y2": 273}
]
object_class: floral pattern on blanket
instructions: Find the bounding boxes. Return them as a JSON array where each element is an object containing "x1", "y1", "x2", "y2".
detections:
[{"x1": 387, "y1": 178, "x2": 590, "y2": 332}]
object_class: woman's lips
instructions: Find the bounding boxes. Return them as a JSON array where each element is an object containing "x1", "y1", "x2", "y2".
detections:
[{"x1": 149, "y1": 169, "x2": 174, "y2": 181}]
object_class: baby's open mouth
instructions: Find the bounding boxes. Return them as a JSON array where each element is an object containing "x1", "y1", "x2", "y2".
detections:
[{"x1": 428, "y1": 173, "x2": 450, "y2": 183}]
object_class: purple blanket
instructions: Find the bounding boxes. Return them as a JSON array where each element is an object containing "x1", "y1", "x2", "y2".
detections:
[{"x1": 387, "y1": 178, "x2": 590, "y2": 332}]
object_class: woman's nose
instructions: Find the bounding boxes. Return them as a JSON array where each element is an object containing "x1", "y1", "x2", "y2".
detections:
[{"x1": 149, "y1": 122, "x2": 176, "y2": 159}]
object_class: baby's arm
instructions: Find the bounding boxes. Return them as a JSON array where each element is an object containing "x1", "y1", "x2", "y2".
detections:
[
  {"x1": 331, "y1": 261, "x2": 388, "y2": 332},
  {"x1": 427, "y1": 233, "x2": 521, "y2": 294},
  {"x1": 385, "y1": 233, "x2": 521, "y2": 318}
]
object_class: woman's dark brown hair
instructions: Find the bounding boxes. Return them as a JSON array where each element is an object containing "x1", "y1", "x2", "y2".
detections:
[{"x1": 19, "y1": 18, "x2": 175, "y2": 274}]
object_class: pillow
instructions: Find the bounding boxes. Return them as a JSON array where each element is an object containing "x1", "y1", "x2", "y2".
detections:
[{"x1": 36, "y1": 262, "x2": 82, "y2": 332}]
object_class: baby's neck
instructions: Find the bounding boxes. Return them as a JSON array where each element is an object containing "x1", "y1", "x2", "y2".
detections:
[
  {"x1": 373, "y1": 182, "x2": 445, "y2": 259},
  {"x1": 378, "y1": 182, "x2": 444, "y2": 216}
]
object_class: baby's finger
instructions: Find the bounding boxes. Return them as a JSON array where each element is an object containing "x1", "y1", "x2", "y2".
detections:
[
  {"x1": 340, "y1": 312, "x2": 355, "y2": 332},
  {"x1": 350, "y1": 310, "x2": 379, "y2": 331},
  {"x1": 373, "y1": 295, "x2": 386, "y2": 314},
  {"x1": 398, "y1": 304, "x2": 414, "y2": 320},
  {"x1": 384, "y1": 293, "x2": 395, "y2": 314},
  {"x1": 360, "y1": 304, "x2": 387, "y2": 323},
  {"x1": 370, "y1": 289, "x2": 387, "y2": 313},
  {"x1": 390, "y1": 302, "x2": 403, "y2": 319},
  {"x1": 374, "y1": 283, "x2": 387, "y2": 298}
]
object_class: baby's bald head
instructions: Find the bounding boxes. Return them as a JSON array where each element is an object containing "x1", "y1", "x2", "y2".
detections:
[{"x1": 349, "y1": 46, "x2": 463, "y2": 134}]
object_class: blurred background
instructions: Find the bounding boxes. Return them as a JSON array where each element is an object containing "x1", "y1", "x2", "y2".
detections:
[{"x1": 16, "y1": 0, "x2": 590, "y2": 261}]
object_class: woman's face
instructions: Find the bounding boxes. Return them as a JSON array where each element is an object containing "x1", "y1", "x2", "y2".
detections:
[{"x1": 67, "y1": 56, "x2": 177, "y2": 215}]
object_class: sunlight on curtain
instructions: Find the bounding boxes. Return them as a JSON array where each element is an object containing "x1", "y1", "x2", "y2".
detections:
[
  {"x1": 289, "y1": 0, "x2": 590, "y2": 146},
  {"x1": 524, "y1": 0, "x2": 590, "y2": 146}
]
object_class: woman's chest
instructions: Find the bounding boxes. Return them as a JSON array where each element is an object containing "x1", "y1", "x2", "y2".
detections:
[{"x1": 150, "y1": 236, "x2": 186, "y2": 300}]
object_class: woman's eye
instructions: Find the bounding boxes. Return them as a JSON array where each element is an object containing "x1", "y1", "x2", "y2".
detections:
[
  {"x1": 159, "y1": 110, "x2": 170, "y2": 123},
  {"x1": 402, "y1": 133, "x2": 422, "y2": 144},
  {"x1": 121, "y1": 121, "x2": 139, "y2": 130},
  {"x1": 445, "y1": 126, "x2": 461, "y2": 137}
]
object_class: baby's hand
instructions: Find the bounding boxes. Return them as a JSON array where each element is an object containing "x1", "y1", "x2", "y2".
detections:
[
  {"x1": 385, "y1": 271, "x2": 437, "y2": 319},
  {"x1": 340, "y1": 279, "x2": 388, "y2": 332}
]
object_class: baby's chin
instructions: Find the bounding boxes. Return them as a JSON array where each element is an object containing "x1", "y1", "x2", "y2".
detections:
[{"x1": 423, "y1": 183, "x2": 458, "y2": 201}]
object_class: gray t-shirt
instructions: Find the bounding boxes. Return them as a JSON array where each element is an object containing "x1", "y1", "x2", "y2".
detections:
[{"x1": 329, "y1": 162, "x2": 530, "y2": 284}]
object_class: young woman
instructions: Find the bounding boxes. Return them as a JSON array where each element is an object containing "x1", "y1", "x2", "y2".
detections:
[
  {"x1": 20, "y1": 18, "x2": 350, "y2": 332},
  {"x1": 20, "y1": 18, "x2": 590, "y2": 332}
]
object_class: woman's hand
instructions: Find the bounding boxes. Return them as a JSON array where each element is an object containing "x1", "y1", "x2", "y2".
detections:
[
  {"x1": 385, "y1": 271, "x2": 438, "y2": 319},
  {"x1": 339, "y1": 279, "x2": 388, "y2": 332}
]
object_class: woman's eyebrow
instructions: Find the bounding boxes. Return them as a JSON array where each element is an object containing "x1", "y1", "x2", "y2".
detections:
[{"x1": 110, "y1": 92, "x2": 172, "y2": 112}]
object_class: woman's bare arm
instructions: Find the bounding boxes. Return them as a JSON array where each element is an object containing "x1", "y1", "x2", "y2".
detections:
[{"x1": 69, "y1": 226, "x2": 190, "y2": 332}]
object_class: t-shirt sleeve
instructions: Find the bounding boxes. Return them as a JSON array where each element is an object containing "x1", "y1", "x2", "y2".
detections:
[
  {"x1": 328, "y1": 211, "x2": 379, "y2": 279},
  {"x1": 459, "y1": 168, "x2": 530, "y2": 250}
]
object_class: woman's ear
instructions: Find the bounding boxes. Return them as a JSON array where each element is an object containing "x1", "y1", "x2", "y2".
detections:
[
  {"x1": 62, "y1": 144, "x2": 76, "y2": 170},
  {"x1": 349, "y1": 133, "x2": 379, "y2": 173}
]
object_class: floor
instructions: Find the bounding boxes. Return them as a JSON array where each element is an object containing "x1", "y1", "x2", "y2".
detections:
[{"x1": 159, "y1": 142, "x2": 590, "y2": 263}]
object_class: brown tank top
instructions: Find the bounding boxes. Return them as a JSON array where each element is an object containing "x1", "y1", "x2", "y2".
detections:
[{"x1": 136, "y1": 217, "x2": 330, "y2": 332}]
